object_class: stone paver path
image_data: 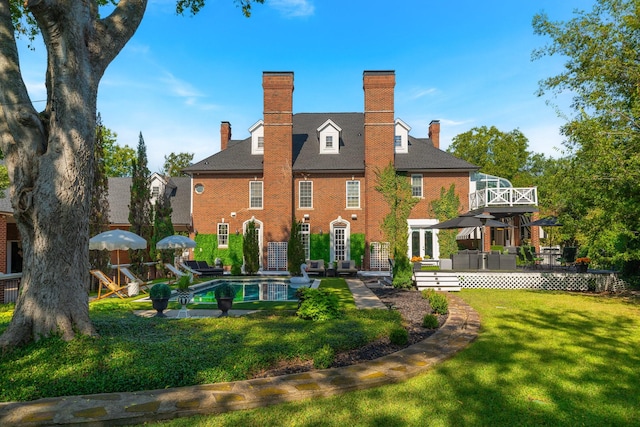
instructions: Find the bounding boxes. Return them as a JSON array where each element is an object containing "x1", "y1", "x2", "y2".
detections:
[{"x1": 0, "y1": 282, "x2": 479, "y2": 426}]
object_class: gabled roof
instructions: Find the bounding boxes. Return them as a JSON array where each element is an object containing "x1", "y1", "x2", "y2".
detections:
[
  {"x1": 184, "y1": 113, "x2": 478, "y2": 174},
  {"x1": 395, "y1": 137, "x2": 478, "y2": 172},
  {"x1": 107, "y1": 176, "x2": 191, "y2": 226}
]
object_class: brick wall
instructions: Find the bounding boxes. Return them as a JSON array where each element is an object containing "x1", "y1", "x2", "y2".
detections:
[
  {"x1": 410, "y1": 172, "x2": 471, "y2": 218},
  {"x1": 363, "y1": 71, "x2": 395, "y2": 265},
  {"x1": 0, "y1": 216, "x2": 7, "y2": 274},
  {"x1": 262, "y1": 72, "x2": 294, "y2": 250}
]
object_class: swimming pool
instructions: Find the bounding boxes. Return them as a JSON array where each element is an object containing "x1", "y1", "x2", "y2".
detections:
[{"x1": 191, "y1": 278, "x2": 312, "y2": 303}]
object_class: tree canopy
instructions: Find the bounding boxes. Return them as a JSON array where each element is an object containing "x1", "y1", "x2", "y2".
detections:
[
  {"x1": 162, "y1": 152, "x2": 194, "y2": 176},
  {"x1": 533, "y1": 0, "x2": 640, "y2": 272}
]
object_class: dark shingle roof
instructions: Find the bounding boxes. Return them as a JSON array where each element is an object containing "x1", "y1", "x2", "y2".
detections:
[
  {"x1": 184, "y1": 113, "x2": 477, "y2": 174},
  {"x1": 107, "y1": 177, "x2": 191, "y2": 226},
  {"x1": 395, "y1": 137, "x2": 478, "y2": 171}
]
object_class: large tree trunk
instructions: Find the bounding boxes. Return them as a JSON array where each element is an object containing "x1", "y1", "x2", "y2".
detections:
[{"x1": 0, "y1": 0, "x2": 147, "y2": 350}]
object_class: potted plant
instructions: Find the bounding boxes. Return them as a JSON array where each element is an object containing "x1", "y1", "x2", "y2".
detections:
[
  {"x1": 575, "y1": 257, "x2": 591, "y2": 273},
  {"x1": 175, "y1": 273, "x2": 193, "y2": 310},
  {"x1": 149, "y1": 283, "x2": 172, "y2": 317},
  {"x1": 214, "y1": 283, "x2": 237, "y2": 317}
]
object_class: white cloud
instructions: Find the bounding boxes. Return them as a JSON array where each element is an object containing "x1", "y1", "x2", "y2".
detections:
[
  {"x1": 408, "y1": 87, "x2": 437, "y2": 100},
  {"x1": 269, "y1": 0, "x2": 315, "y2": 18},
  {"x1": 160, "y1": 72, "x2": 203, "y2": 99}
]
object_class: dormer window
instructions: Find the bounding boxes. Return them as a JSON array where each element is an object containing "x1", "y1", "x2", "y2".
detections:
[
  {"x1": 249, "y1": 120, "x2": 264, "y2": 155},
  {"x1": 317, "y1": 119, "x2": 341, "y2": 154},
  {"x1": 394, "y1": 118, "x2": 411, "y2": 154}
]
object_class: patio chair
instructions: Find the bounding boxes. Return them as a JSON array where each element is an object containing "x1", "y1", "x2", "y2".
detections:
[
  {"x1": 305, "y1": 259, "x2": 326, "y2": 276},
  {"x1": 557, "y1": 247, "x2": 577, "y2": 269},
  {"x1": 178, "y1": 262, "x2": 202, "y2": 278},
  {"x1": 164, "y1": 263, "x2": 188, "y2": 283},
  {"x1": 336, "y1": 260, "x2": 358, "y2": 276},
  {"x1": 90, "y1": 269, "x2": 129, "y2": 300},
  {"x1": 522, "y1": 246, "x2": 543, "y2": 269},
  {"x1": 118, "y1": 266, "x2": 152, "y2": 294}
]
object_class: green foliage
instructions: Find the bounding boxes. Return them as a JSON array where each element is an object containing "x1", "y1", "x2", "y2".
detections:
[
  {"x1": 287, "y1": 220, "x2": 306, "y2": 275},
  {"x1": 310, "y1": 233, "x2": 330, "y2": 262},
  {"x1": 448, "y1": 125, "x2": 531, "y2": 185},
  {"x1": 533, "y1": 0, "x2": 640, "y2": 272},
  {"x1": 96, "y1": 125, "x2": 136, "y2": 177},
  {"x1": 89, "y1": 114, "x2": 111, "y2": 289},
  {"x1": 149, "y1": 283, "x2": 171, "y2": 299},
  {"x1": 296, "y1": 288, "x2": 341, "y2": 321},
  {"x1": 422, "y1": 313, "x2": 439, "y2": 329},
  {"x1": 162, "y1": 152, "x2": 194, "y2": 177},
  {"x1": 243, "y1": 221, "x2": 260, "y2": 275},
  {"x1": 375, "y1": 163, "x2": 418, "y2": 260},
  {"x1": 424, "y1": 291, "x2": 448, "y2": 315},
  {"x1": 128, "y1": 132, "x2": 152, "y2": 272},
  {"x1": 392, "y1": 261, "x2": 414, "y2": 289},
  {"x1": 318, "y1": 278, "x2": 357, "y2": 309},
  {"x1": 350, "y1": 233, "x2": 365, "y2": 267},
  {"x1": 389, "y1": 327, "x2": 409, "y2": 345},
  {"x1": 149, "y1": 195, "x2": 174, "y2": 264},
  {"x1": 194, "y1": 234, "x2": 243, "y2": 269},
  {"x1": 175, "y1": 274, "x2": 192, "y2": 291},
  {"x1": 313, "y1": 344, "x2": 335, "y2": 369},
  {"x1": 430, "y1": 184, "x2": 461, "y2": 259},
  {"x1": 176, "y1": 0, "x2": 264, "y2": 17},
  {"x1": 214, "y1": 283, "x2": 237, "y2": 299}
]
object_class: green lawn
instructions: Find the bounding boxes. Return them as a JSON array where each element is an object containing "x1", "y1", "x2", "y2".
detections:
[
  {"x1": 0, "y1": 279, "x2": 401, "y2": 402},
  {"x1": 150, "y1": 290, "x2": 640, "y2": 427}
]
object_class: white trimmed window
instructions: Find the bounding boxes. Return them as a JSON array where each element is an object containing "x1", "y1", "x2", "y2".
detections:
[
  {"x1": 411, "y1": 174, "x2": 423, "y2": 198},
  {"x1": 346, "y1": 180, "x2": 360, "y2": 208},
  {"x1": 394, "y1": 119, "x2": 411, "y2": 154},
  {"x1": 258, "y1": 136, "x2": 264, "y2": 149},
  {"x1": 299, "y1": 181, "x2": 313, "y2": 208},
  {"x1": 300, "y1": 222, "x2": 310, "y2": 260},
  {"x1": 250, "y1": 181, "x2": 263, "y2": 209},
  {"x1": 217, "y1": 223, "x2": 229, "y2": 247},
  {"x1": 317, "y1": 119, "x2": 341, "y2": 154}
]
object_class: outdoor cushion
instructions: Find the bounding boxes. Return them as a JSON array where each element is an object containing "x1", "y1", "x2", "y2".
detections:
[{"x1": 310, "y1": 261, "x2": 319, "y2": 269}]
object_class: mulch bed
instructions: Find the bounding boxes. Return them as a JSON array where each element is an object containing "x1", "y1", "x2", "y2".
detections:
[{"x1": 253, "y1": 286, "x2": 448, "y2": 378}]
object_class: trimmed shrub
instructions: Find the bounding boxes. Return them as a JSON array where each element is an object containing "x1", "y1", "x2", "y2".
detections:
[
  {"x1": 429, "y1": 293, "x2": 449, "y2": 315},
  {"x1": 313, "y1": 344, "x2": 335, "y2": 369},
  {"x1": 296, "y1": 288, "x2": 341, "y2": 321},
  {"x1": 389, "y1": 327, "x2": 408, "y2": 345},
  {"x1": 421, "y1": 288, "x2": 435, "y2": 300},
  {"x1": 422, "y1": 313, "x2": 439, "y2": 329}
]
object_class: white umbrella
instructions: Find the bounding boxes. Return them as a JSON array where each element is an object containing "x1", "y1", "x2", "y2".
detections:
[
  {"x1": 156, "y1": 235, "x2": 197, "y2": 268},
  {"x1": 155, "y1": 235, "x2": 197, "y2": 249},
  {"x1": 89, "y1": 230, "x2": 147, "y2": 286}
]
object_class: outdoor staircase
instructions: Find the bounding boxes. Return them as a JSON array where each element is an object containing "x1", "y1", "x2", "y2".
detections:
[{"x1": 414, "y1": 271, "x2": 461, "y2": 292}]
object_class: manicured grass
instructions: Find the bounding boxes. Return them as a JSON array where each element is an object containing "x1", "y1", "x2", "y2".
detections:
[
  {"x1": 319, "y1": 278, "x2": 357, "y2": 309},
  {"x1": 151, "y1": 290, "x2": 640, "y2": 427},
  {"x1": 0, "y1": 280, "x2": 402, "y2": 402}
]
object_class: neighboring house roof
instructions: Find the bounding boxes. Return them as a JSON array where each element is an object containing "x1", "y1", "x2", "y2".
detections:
[
  {"x1": 108, "y1": 176, "x2": 191, "y2": 227},
  {"x1": 184, "y1": 113, "x2": 478, "y2": 174}
]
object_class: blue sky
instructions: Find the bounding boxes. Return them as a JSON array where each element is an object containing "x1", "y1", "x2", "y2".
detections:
[{"x1": 18, "y1": 0, "x2": 590, "y2": 173}]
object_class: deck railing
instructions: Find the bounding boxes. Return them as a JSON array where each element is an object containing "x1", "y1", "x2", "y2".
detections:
[{"x1": 469, "y1": 187, "x2": 538, "y2": 210}]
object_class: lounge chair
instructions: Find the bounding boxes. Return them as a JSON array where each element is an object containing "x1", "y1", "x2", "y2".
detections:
[
  {"x1": 336, "y1": 260, "x2": 358, "y2": 276},
  {"x1": 305, "y1": 259, "x2": 326, "y2": 276},
  {"x1": 90, "y1": 269, "x2": 129, "y2": 300},
  {"x1": 118, "y1": 266, "x2": 152, "y2": 294},
  {"x1": 164, "y1": 263, "x2": 188, "y2": 282},
  {"x1": 178, "y1": 262, "x2": 202, "y2": 278},
  {"x1": 184, "y1": 260, "x2": 224, "y2": 277}
]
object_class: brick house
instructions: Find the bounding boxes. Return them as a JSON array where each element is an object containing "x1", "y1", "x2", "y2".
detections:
[{"x1": 184, "y1": 71, "x2": 479, "y2": 271}]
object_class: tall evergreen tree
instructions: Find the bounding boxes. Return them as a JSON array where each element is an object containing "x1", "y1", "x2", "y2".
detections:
[
  {"x1": 150, "y1": 191, "x2": 174, "y2": 267},
  {"x1": 128, "y1": 132, "x2": 152, "y2": 273},
  {"x1": 89, "y1": 113, "x2": 111, "y2": 291},
  {"x1": 243, "y1": 220, "x2": 260, "y2": 275},
  {"x1": 287, "y1": 219, "x2": 306, "y2": 275}
]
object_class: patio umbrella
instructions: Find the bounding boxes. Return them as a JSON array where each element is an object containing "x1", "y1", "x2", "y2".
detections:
[
  {"x1": 428, "y1": 215, "x2": 513, "y2": 230},
  {"x1": 523, "y1": 216, "x2": 562, "y2": 227},
  {"x1": 155, "y1": 235, "x2": 197, "y2": 249},
  {"x1": 156, "y1": 235, "x2": 197, "y2": 267},
  {"x1": 89, "y1": 230, "x2": 147, "y2": 286}
]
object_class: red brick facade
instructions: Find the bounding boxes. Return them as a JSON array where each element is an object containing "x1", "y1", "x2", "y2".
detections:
[{"x1": 189, "y1": 70, "x2": 475, "y2": 269}]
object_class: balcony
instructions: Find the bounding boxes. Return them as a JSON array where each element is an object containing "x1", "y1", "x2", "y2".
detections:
[{"x1": 469, "y1": 187, "x2": 538, "y2": 210}]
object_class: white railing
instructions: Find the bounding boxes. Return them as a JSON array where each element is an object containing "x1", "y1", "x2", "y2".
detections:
[{"x1": 469, "y1": 187, "x2": 537, "y2": 210}]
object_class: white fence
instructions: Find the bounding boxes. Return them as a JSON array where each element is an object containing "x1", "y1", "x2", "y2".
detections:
[
  {"x1": 470, "y1": 187, "x2": 538, "y2": 210},
  {"x1": 456, "y1": 271, "x2": 627, "y2": 292}
]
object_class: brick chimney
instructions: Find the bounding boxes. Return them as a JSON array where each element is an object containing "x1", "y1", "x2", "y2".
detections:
[
  {"x1": 429, "y1": 120, "x2": 440, "y2": 149},
  {"x1": 262, "y1": 71, "x2": 294, "y2": 248},
  {"x1": 363, "y1": 70, "x2": 395, "y2": 267},
  {"x1": 220, "y1": 121, "x2": 231, "y2": 151}
]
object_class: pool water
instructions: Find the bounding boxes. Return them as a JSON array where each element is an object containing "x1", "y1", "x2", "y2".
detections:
[{"x1": 192, "y1": 279, "x2": 307, "y2": 302}]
